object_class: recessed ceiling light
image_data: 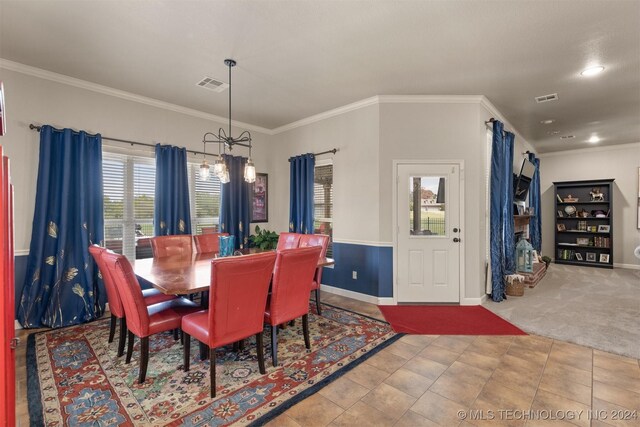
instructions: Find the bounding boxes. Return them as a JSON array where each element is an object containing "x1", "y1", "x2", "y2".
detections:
[
  {"x1": 588, "y1": 136, "x2": 600, "y2": 143},
  {"x1": 540, "y1": 119, "x2": 555, "y2": 124},
  {"x1": 560, "y1": 135, "x2": 575, "y2": 140},
  {"x1": 580, "y1": 66, "x2": 605, "y2": 77}
]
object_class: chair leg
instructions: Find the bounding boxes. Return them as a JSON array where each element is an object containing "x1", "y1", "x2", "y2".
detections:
[
  {"x1": 117, "y1": 317, "x2": 127, "y2": 357},
  {"x1": 271, "y1": 325, "x2": 278, "y2": 367},
  {"x1": 315, "y1": 289, "x2": 322, "y2": 315},
  {"x1": 210, "y1": 347, "x2": 217, "y2": 398},
  {"x1": 183, "y1": 333, "x2": 191, "y2": 372},
  {"x1": 256, "y1": 332, "x2": 266, "y2": 374},
  {"x1": 139, "y1": 337, "x2": 149, "y2": 384},
  {"x1": 109, "y1": 314, "x2": 117, "y2": 343},
  {"x1": 173, "y1": 328, "x2": 179, "y2": 340},
  {"x1": 199, "y1": 341, "x2": 209, "y2": 360},
  {"x1": 126, "y1": 331, "x2": 135, "y2": 364},
  {"x1": 302, "y1": 314, "x2": 311, "y2": 349},
  {"x1": 238, "y1": 339, "x2": 245, "y2": 351}
]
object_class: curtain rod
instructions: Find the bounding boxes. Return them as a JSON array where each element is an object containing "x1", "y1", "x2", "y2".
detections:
[
  {"x1": 288, "y1": 149, "x2": 338, "y2": 162},
  {"x1": 29, "y1": 124, "x2": 218, "y2": 158},
  {"x1": 484, "y1": 117, "x2": 513, "y2": 135}
]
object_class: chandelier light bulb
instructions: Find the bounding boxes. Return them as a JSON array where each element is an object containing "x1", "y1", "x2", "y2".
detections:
[
  {"x1": 213, "y1": 158, "x2": 225, "y2": 177},
  {"x1": 244, "y1": 159, "x2": 256, "y2": 183},
  {"x1": 199, "y1": 159, "x2": 210, "y2": 181},
  {"x1": 220, "y1": 168, "x2": 230, "y2": 184}
]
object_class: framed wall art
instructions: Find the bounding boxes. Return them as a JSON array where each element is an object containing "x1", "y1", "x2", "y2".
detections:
[{"x1": 251, "y1": 173, "x2": 268, "y2": 223}]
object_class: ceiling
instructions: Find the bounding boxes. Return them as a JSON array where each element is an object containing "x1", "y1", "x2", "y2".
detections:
[{"x1": 0, "y1": 0, "x2": 638, "y2": 153}]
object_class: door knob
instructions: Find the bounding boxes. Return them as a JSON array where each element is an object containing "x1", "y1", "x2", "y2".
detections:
[
  {"x1": 453, "y1": 228, "x2": 459, "y2": 233},
  {"x1": 453, "y1": 237, "x2": 460, "y2": 243}
]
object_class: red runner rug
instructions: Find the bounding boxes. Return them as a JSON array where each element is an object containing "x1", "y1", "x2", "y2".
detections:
[{"x1": 378, "y1": 305, "x2": 526, "y2": 335}]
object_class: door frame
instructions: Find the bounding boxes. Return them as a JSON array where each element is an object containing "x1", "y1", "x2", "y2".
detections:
[{"x1": 392, "y1": 159, "x2": 466, "y2": 305}]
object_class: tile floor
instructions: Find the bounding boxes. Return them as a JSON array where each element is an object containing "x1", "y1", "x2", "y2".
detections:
[{"x1": 14, "y1": 292, "x2": 640, "y2": 426}]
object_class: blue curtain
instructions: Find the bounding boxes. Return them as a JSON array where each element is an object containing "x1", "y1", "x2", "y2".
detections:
[
  {"x1": 154, "y1": 144, "x2": 192, "y2": 236},
  {"x1": 503, "y1": 132, "x2": 516, "y2": 274},
  {"x1": 489, "y1": 122, "x2": 517, "y2": 302},
  {"x1": 489, "y1": 121, "x2": 505, "y2": 301},
  {"x1": 19, "y1": 126, "x2": 104, "y2": 328},
  {"x1": 289, "y1": 154, "x2": 315, "y2": 234},
  {"x1": 528, "y1": 152, "x2": 542, "y2": 252},
  {"x1": 219, "y1": 155, "x2": 251, "y2": 249}
]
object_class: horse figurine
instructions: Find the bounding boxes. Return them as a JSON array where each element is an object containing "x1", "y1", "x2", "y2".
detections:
[{"x1": 590, "y1": 188, "x2": 604, "y2": 202}]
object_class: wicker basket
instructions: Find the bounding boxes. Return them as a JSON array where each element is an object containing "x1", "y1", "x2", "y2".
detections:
[{"x1": 506, "y1": 281, "x2": 524, "y2": 297}]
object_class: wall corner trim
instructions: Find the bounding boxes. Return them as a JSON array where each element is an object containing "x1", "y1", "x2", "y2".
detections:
[
  {"x1": 0, "y1": 58, "x2": 273, "y2": 135},
  {"x1": 321, "y1": 284, "x2": 385, "y2": 305},
  {"x1": 460, "y1": 295, "x2": 488, "y2": 306},
  {"x1": 613, "y1": 263, "x2": 640, "y2": 270}
]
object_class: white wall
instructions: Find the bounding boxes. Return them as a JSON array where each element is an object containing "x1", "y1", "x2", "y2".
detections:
[
  {"x1": 0, "y1": 68, "x2": 274, "y2": 252},
  {"x1": 540, "y1": 143, "x2": 640, "y2": 268},
  {"x1": 269, "y1": 104, "x2": 380, "y2": 241},
  {"x1": 379, "y1": 102, "x2": 486, "y2": 300}
]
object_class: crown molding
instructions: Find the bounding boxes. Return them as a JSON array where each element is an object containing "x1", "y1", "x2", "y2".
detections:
[
  {"x1": 478, "y1": 96, "x2": 536, "y2": 154},
  {"x1": 0, "y1": 58, "x2": 273, "y2": 135},
  {"x1": 1, "y1": 58, "x2": 534, "y2": 144},
  {"x1": 538, "y1": 141, "x2": 640, "y2": 158},
  {"x1": 271, "y1": 96, "x2": 380, "y2": 134},
  {"x1": 378, "y1": 94, "x2": 485, "y2": 104},
  {"x1": 271, "y1": 95, "x2": 503, "y2": 135}
]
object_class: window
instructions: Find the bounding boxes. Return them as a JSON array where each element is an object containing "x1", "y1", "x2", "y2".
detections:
[
  {"x1": 103, "y1": 152, "x2": 223, "y2": 259},
  {"x1": 187, "y1": 162, "x2": 221, "y2": 234},
  {"x1": 103, "y1": 152, "x2": 156, "y2": 260},
  {"x1": 314, "y1": 163, "x2": 333, "y2": 256}
]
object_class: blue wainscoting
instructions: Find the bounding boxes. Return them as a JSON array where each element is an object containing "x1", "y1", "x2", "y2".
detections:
[
  {"x1": 14, "y1": 255, "x2": 28, "y2": 318},
  {"x1": 322, "y1": 242, "x2": 393, "y2": 298}
]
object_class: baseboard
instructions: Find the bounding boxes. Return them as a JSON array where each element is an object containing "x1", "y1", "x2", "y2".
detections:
[
  {"x1": 321, "y1": 284, "x2": 385, "y2": 305},
  {"x1": 460, "y1": 294, "x2": 488, "y2": 306},
  {"x1": 613, "y1": 263, "x2": 640, "y2": 270}
]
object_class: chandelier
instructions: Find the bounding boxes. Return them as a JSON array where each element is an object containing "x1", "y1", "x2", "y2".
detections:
[{"x1": 200, "y1": 59, "x2": 256, "y2": 184}]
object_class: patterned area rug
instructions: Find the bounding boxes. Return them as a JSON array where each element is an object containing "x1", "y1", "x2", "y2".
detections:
[{"x1": 27, "y1": 303, "x2": 398, "y2": 426}]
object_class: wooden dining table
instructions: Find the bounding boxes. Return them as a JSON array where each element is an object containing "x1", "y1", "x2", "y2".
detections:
[{"x1": 133, "y1": 250, "x2": 335, "y2": 295}]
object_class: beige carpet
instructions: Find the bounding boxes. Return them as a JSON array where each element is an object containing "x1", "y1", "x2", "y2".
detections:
[{"x1": 484, "y1": 263, "x2": 640, "y2": 359}]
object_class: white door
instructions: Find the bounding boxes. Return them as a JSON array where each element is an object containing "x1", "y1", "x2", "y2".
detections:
[{"x1": 397, "y1": 163, "x2": 461, "y2": 303}]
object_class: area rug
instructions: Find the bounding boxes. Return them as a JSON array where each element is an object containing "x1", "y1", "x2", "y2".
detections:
[
  {"x1": 27, "y1": 303, "x2": 399, "y2": 426},
  {"x1": 378, "y1": 305, "x2": 526, "y2": 335}
]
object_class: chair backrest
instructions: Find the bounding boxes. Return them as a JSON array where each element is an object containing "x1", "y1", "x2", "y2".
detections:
[
  {"x1": 102, "y1": 251, "x2": 149, "y2": 337},
  {"x1": 277, "y1": 232, "x2": 302, "y2": 251},
  {"x1": 151, "y1": 235, "x2": 193, "y2": 258},
  {"x1": 208, "y1": 252, "x2": 277, "y2": 347},
  {"x1": 88, "y1": 245, "x2": 125, "y2": 318},
  {"x1": 193, "y1": 232, "x2": 229, "y2": 254},
  {"x1": 269, "y1": 246, "x2": 322, "y2": 325},
  {"x1": 298, "y1": 234, "x2": 330, "y2": 283},
  {"x1": 201, "y1": 226, "x2": 218, "y2": 234}
]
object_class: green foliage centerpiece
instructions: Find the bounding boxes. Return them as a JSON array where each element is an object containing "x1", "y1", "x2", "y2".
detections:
[{"x1": 249, "y1": 225, "x2": 279, "y2": 250}]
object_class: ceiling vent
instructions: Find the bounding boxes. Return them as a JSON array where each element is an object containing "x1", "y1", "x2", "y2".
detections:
[
  {"x1": 196, "y1": 77, "x2": 229, "y2": 93},
  {"x1": 535, "y1": 93, "x2": 559, "y2": 103}
]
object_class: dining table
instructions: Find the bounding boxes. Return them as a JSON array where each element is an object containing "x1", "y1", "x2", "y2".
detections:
[{"x1": 133, "y1": 249, "x2": 335, "y2": 295}]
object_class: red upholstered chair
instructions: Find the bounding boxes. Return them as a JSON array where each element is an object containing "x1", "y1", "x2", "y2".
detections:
[
  {"x1": 182, "y1": 252, "x2": 277, "y2": 397},
  {"x1": 265, "y1": 246, "x2": 322, "y2": 366},
  {"x1": 151, "y1": 235, "x2": 193, "y2": 258},
  {"x1": 298, "y1": 234, "x2": 330, "y2": 315},
  {"x1": 89, "y1": 245, "x2": 177, "y2": 357},
  {"x1": 276, "y1": 232, "x2": 302, "y2": 251},
  {"x1": 102, "y1": 251, "x2": 200, "y2": 383},
  {"x1": 193, "y1": 232, "x2": 229, "y2": 254}
]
